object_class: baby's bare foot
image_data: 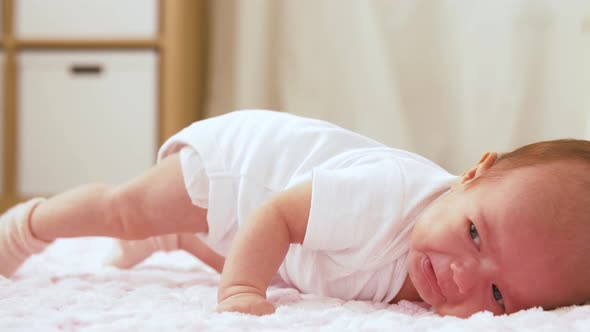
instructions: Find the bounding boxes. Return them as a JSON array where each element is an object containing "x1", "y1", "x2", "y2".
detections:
[
  {"x1": 107, "y1": 235, "x2": 179, "y2": 269},
  {"x1": 0, "y1": 198, "x2": 51, "y2": 277}
]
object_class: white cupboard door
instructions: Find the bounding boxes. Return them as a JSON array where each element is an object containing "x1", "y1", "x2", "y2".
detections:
[{"x1": 18, "y1": 51, "x2": 158, "y2": 195}]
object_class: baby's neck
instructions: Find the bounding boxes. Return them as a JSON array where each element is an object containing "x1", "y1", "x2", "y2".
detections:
[{"x1": 390, "y1": 275, "x2": 421, "y2": 304}]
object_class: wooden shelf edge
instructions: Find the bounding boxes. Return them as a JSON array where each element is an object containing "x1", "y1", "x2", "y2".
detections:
[
  {"x1": 1, "y1": 36, "x2": 16, "y2": 49},
  {"x1": 0, "y1": 194, "x2": 23, "y2": 213},
  {"x1": 16, "y1": 38, "x2": 161, "y2": 49}
]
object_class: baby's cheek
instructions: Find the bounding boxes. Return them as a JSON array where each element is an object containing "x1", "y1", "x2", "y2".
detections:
[{"x1": 412, "y1": 214, "x2": 441, "y2": 241}]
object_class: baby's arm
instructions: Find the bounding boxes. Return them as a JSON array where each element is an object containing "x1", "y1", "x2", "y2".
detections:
[{"x1": 216, "y1": 181, "x2": 312, "y2": 316}]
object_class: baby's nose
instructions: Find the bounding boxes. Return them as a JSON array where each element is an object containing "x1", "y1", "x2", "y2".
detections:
[{"x1": 450, "y1": 260, "x2": 477, "y2": 295}]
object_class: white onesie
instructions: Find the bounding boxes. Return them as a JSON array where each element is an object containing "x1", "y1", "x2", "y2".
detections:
[{"x1": 158, "y1": 110, "x2": 457, "y2": 303}]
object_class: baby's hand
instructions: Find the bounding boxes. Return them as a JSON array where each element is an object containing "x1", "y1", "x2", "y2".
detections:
[{"x1": 216, "y1": 293, "x2": 275, "y2": 316}]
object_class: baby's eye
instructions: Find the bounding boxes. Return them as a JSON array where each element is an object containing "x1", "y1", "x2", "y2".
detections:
[
  {"x1": 469, "y1": 222, "x2": 481, "y2": 246},
  {"x1": 492, "y1": 284, "x2": 505, "y2": 308}
]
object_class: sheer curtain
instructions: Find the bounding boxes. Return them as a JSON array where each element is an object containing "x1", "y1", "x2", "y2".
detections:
[{"x1": 205, "y1": 0, "x2": 590, "y2": 173}]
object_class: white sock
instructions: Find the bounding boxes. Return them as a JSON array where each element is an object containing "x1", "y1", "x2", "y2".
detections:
[{"x1": 0, "y1": 198, "x2": 51, "y2": 277}]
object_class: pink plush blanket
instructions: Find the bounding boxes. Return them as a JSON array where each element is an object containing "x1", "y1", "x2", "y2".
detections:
[{"x1": 1, "y1": 238, "x2": 588, "y2": 331}]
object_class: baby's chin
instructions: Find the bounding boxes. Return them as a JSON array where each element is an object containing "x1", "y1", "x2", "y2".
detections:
[{"x1": 404, "y1": 283, "x2": 455, "y2": 317}]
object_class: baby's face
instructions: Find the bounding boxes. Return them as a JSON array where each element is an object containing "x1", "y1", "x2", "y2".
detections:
[{"x1": 408, "y1": 163, "x2": 583, "y2": 317}]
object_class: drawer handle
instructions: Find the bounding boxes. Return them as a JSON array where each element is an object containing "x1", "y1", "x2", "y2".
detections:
[{"x1": 70, "y1": 64, "x2": 103, "y2": 75}]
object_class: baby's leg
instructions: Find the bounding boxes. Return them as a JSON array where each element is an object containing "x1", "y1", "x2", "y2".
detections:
[
  {"x1": 0, "y1": 153, "x2": 208, "y2": 277},
  {"x1": 107, "y1": 234, "x2": 180, "y2": 269},
  {"x1": 109, "y1": 233, "x2": 225, "y2": 273},
  {"x1": 109, "y1": 147, "x2": 222, "y2": 271},
  {"x1": 31, "y1": 153, "x2": 208, "y2": 240},
  {"x1": 178, "y1": 234, "x2": 225, "y2": 273}
]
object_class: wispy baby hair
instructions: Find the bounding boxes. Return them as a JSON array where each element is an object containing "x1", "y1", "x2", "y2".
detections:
[
  {"x1": 496, "y1": 138, "x2": 590, "y2": 169},
  {"x1": 495, "y1": 138, "x2": 590, "y2": 307}
]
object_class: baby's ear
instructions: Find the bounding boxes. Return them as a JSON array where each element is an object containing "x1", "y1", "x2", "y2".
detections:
[{"x1": 458, "y1": 152, "x2": 498, "y2": 185}]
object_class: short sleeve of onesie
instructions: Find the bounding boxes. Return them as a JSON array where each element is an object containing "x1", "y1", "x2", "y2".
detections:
[{"x1": 304, "y1": 159, "x2": 404, "y2": 253}]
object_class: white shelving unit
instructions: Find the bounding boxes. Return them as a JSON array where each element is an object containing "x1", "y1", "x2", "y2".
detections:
[{"x1": 0, "y1": 0, "x2": 207, "y2": 210}]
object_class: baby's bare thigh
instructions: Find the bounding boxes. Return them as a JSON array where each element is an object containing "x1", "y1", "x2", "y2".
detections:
[{"x1": 112, "y1": 153, "x2": 208, "y2": 240}]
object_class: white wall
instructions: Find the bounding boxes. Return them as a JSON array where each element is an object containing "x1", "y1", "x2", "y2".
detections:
[{"x1": 206, "y1": 0, "x2": 590, "y2": 173}]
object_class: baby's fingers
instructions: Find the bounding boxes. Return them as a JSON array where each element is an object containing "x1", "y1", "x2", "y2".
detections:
[{"x1": 216, "y1": 293, "x2": 276, "y2": 316}]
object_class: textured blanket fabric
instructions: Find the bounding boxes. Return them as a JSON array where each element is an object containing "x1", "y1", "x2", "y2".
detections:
[{"x1": 1, "y1": 238, "x2": 588, "y2": 332}]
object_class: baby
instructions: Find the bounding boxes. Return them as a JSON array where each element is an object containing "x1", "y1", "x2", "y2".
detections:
[{"x1": 1, "y1": 110, "x2": 588, "y2": 318}]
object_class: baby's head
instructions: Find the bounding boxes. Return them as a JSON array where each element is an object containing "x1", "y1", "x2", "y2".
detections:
[{"x1": 408, "y1": 139, "x2": 590, "y2": 317}]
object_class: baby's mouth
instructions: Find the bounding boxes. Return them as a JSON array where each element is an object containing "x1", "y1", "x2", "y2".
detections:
[{"x1": 422, "y1": 256, "x2": 446, "y2": 301}]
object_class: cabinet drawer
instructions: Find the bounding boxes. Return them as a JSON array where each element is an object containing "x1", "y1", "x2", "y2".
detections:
[
  {"x1": 15, "y1": 0, "x2": 158, "y2": 39},
  {"x1": 17, "y1": 51, "x2": 158, "y2": 195}
]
